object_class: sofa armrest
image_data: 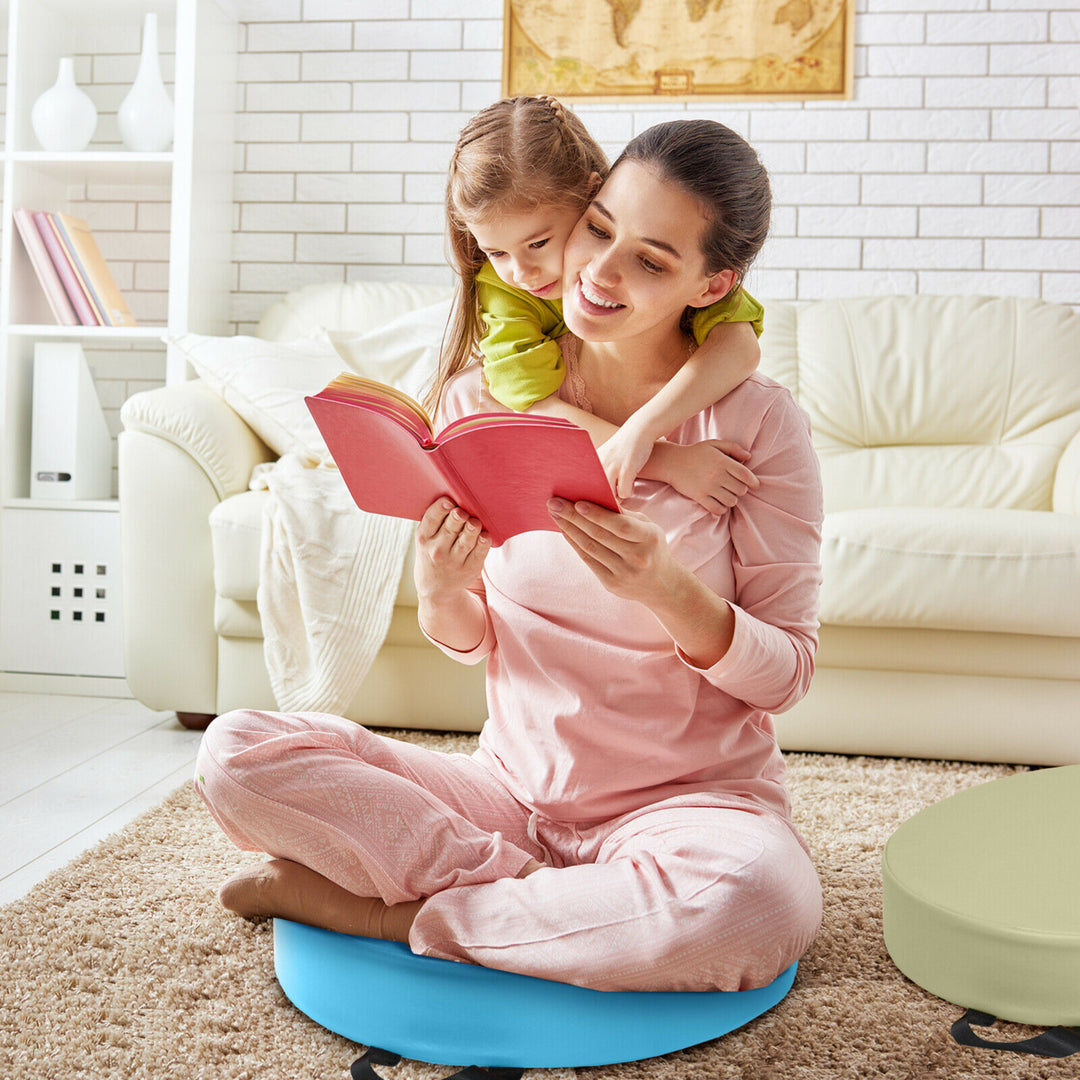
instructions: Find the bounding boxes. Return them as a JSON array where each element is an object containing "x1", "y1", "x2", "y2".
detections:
[
  {"x1": 1053, "y1": 428, "x2": 1080, "y2": 516},
  {"x1": 120, "y1": 379, "x2": 276, "y2": 501},
  {"x1": 119, "y1": 380, "x2": 276, "y2": 715}
]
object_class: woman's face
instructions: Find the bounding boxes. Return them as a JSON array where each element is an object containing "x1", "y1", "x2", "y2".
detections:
[{"x1": 561, "y1": 160, "x2": 728, "y2": 343}]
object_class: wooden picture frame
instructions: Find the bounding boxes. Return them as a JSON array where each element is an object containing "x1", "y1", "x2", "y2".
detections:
[{"x1": 502, "y1": 0, "x2": 854, "y2": 102}]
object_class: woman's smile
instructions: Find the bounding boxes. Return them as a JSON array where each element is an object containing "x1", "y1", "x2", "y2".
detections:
[{"x1": 577, "y1": 277, "x2": 626, "y2": 313}]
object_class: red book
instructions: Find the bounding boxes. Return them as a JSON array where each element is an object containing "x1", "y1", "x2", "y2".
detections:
[
  {"x1": 32, "y1": 211, "x2": 100, "y2": 325},
  {"x1": 306, "y1": 373, "x2": 618, "y2": 547}
]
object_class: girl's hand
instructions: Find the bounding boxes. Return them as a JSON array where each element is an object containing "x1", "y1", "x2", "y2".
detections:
[
  {"x1": 414, "y1": 498, "x2": 490, "y2": 602},
  {"x1": 547, "y1": 498, "x2": 683, "y2": 608},
  {"x1": 598, "y1": 420, "x2": 656, "y2": 501},
  {"x1": 657, "y1": 439, "x2": 759, "y2": 515}
]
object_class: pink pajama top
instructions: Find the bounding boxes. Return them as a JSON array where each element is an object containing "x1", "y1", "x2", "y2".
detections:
[{"x1": 430, "y1": 341, "x2": 823, "y2": 826}]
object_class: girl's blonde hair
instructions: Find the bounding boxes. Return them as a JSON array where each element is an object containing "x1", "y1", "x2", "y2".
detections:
[{"x1": 426, "y1": 96, "x2": 608, "y2": 414}]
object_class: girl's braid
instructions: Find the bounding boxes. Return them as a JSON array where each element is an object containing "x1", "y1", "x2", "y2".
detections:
[
  {"x1": 535, "y1": 94, "x2": 591, "y2": 173},
  {"x1": 537, "y1": 93, "x2": 566, "y2": 125},
  {"x1": 450, "y1": 107, "x2": 502, "y2": 173}
]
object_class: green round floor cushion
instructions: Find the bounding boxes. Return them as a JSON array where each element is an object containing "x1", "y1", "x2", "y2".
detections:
[{"x1": 882, "y1": 764, "x2": 1080, "y2": 1043}]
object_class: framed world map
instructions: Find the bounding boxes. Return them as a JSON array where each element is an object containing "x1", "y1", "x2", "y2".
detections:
[{"x1": 502, "y1": 0, "x2": 854, "y2": 101}]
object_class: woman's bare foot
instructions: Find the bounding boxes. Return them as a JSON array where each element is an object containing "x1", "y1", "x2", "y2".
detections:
[{"x1": 218, "y1": 859, "x2": 422, "y2": 941}]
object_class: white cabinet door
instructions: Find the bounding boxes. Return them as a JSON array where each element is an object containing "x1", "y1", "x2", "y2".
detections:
[{"x1": 0, "y1": 507, "x2": 123, "y2": 677}]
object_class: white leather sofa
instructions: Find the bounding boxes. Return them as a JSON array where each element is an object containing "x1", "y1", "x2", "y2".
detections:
[{"x1": 119, "y1": 284, "x2": 1080, "y2": 765}]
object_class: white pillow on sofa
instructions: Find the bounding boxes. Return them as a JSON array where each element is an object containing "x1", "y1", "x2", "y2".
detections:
[
  {"x1": 166, "y1": 300, "x2": 450, "y2": 464},
  {"x1": 166, "y1": 332, "x2": 342, "y2": 463},
  {"x1": 319, "y1": 298, "x2": 450, "y2": 402}
]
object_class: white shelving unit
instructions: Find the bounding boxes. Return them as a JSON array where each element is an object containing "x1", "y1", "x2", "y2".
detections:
[{"x1": 0, "y1": 0, "x2": 236, "y2": 691}]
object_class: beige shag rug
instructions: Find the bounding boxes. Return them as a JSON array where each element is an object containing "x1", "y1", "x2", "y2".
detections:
[{"x1": 0, "y1": 730, "x2": 1068, "y2": 1080}]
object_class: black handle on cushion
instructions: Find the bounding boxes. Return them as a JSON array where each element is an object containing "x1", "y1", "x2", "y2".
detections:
[
  {"x1": 350, "y1": 1049, "x2": 524, "y2": 1079},
  {"x1": 351, "y1": 1047, "x2": 401, "y2": 1078},
  {"x1": 951, "y1": 1010, "x2": 1080, "y2": 1057}
]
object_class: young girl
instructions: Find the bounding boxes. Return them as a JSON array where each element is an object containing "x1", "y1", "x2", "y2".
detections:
[{"x1": 436, "y1": 94, "x2": 766, "y2": 509}]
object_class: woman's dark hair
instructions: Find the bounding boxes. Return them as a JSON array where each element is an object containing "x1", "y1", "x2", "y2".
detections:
[{"x1": 612, "y1": 119, "x2": 771, "y2": 284}]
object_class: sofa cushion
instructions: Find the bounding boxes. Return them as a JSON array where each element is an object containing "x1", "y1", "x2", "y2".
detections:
[
  {"x1": 761, "y1": 297, "x2": 1080, "y2": 514},
  {"x1": 215, "y1": 596, "x2": 262, "y2": 639},
  {"x1": 257, "y1": 280, "x2": 452, "y2": 341},
  {"x1": 167, "y1": 333, "x2": 343, "y2": 463},
  {"x1": 821, "y1": 507, "x2": 1080, "y2": 636},
  {"x1": 171, "y1": 295, "x2": 453, "y2": 471},
  {"x1": 210, "y1": 488, "x2": 420, "y2": 608},
  {"x1": 817, "y1": 624, "x2": 1080, "y2": 682},
  {"x1": 210, "y1": 490, "x2": 267, "y2": 602},
  {"x1": 320, "y1": 299, "x2": 450, "y2": 402}
]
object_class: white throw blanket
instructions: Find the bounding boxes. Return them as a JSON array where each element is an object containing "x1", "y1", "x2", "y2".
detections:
[
  {"x1": 255, "y1": 456, "x2": 415, "y2": 714},
  {"x1": 254, "y1": 299, "x2": 449, "y2": 714}
]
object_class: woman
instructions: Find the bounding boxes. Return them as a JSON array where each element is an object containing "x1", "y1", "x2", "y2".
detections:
[{"x1": 196, "y1": 120, "x2": 824, "y2": 993}]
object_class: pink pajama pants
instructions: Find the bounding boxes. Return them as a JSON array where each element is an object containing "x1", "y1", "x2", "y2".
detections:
[{"x1": 195, "y1": 709, "x2": 821, "y2": 992}]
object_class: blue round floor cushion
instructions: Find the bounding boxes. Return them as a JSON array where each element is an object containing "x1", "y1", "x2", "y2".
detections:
[{"x1": 274, "y1": 918, "x2": 797, "y2": 1070}]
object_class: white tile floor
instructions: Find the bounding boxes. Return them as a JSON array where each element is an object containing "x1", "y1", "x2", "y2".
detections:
[{"x1": 0, "y1": 691, "x2": 203, "y2": 905}]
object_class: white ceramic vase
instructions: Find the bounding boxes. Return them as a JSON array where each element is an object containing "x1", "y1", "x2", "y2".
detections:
[
  {"x1": 31, "y1": 58, "x2": 98, "y2": 151},
  {"x1": 118, "y1": 13, "x2": 174, "y2": 152}
]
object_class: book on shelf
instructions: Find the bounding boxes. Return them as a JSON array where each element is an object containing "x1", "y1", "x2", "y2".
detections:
[
  {"x1": 28, "y1": 210, "x2": 138, "y2": 328},
  {"x1": 31, "y1": 211, "x2": 99, "y2": 325},
  {"x1": 13, "y1": 209, "x2": 79, "y2": 326},
  {"x1": 306, "y1": 373, "x2": 619, "y2": 547}
]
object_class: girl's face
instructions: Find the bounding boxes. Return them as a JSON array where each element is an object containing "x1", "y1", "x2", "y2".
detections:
[
  {"x1": 561, "y1": 161, "x2": 734, "y2": 343},
  {"x1": 466, "y1": 204, "x2": 583, "y2": 300}
]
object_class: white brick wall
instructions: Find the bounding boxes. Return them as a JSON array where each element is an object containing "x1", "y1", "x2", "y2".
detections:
[
  {"x1": 13, "y1": 3, "x2": 1077, "y2": 348},
  {"x1": 227, "y1": 1, "x2": 1080, "y2": 328}
]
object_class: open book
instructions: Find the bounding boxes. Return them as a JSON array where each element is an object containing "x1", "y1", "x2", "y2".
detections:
[{"x1": 306, "y1": 373, "x2": 618, "y2": 546}]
